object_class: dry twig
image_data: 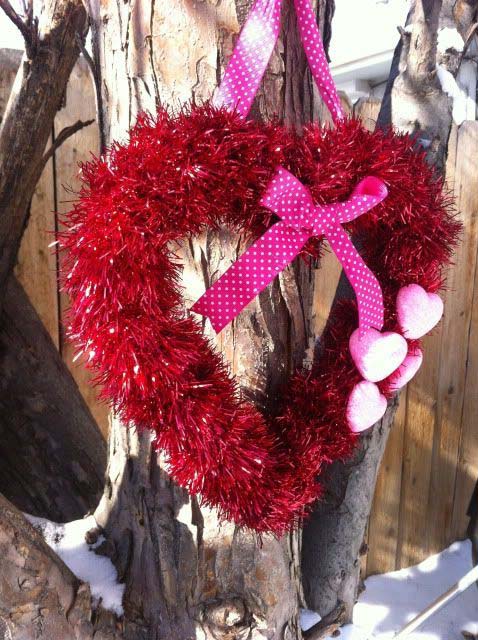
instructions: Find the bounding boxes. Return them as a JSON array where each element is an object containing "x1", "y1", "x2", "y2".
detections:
[
  {"x1": 75, "y1": 33, "x2": 106, "y2": 153},
  {"x1": 0, "y1": 0, "x2": 38, "y2": 57},
  {"x1": 40, "y1": 119, "x2": 95, "y2": 169},
  {"x1": 303, "y1": 603, "x2": 347, "y2": 640}
]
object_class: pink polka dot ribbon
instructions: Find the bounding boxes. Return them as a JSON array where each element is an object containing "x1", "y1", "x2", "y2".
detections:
[
  {"x1": 194, "y1": 1, "x2": 382, "y2": 333},
  {"x1": 294, "y1": 0, "x2": 344, "y2": 124},
  {"x1": 192, "y1": 169, "x2": 388, "y2": 334},
  {"x1": 213, "y1": 0, "x2": 283, "y2": 119},
  {"x1": 214, "y1": 0, "x2": 344, "y2": 124}
]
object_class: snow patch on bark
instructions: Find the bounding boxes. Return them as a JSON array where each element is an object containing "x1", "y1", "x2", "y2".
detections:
[
  {"x1": 25, "y1": 514, "x2": 125, "y2": 615},
  {"x1": 436, "y1": 64, "x2": 475, "y2": 125},
  {"x1": 437, "y1": 27, "x2": 464, "y2": 54}
]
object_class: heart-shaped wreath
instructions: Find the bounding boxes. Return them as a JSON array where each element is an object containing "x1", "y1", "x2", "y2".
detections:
[{"x1": 61, "y1": 0, "x2": 459, "y2": 533}]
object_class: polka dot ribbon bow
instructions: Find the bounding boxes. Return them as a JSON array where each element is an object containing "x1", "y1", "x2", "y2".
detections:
[{"x1": 192, "y1": 169, "x2": 388, "y2": 335}]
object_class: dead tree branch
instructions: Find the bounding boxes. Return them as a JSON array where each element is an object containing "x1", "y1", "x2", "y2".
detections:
[
  {"x1": 302, "y1": 603, "x2": 347, "y2": 640},
  {"x1": 0, "y1": 0, "x2": 38, "y2": 58},
  {"x1": 75, "y1": 33, "x2": 106, "y2": 153},
  {"x1": 0, "y1": 277, "x2": 106, "y2": 521},
  {"x1": 460, "y1": 22, "x2": 478, "y2": 65},
  {"x1": 0, "y1": 0, "x2": 88, "y2": 312},
  {"x1": 41, "y1": 118, "x2": 94, "y2": 169}
]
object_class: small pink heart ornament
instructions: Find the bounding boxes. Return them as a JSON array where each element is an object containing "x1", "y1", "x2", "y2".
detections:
[
  {"x1": 347, "y1": 381, "x2": 387, "y2": 432},
  {"x1": 397, "y1": 284, "x2": 444, "y2": 339},
  {"x1": 388, "y1": 349, "x2": 423, "y2": 391},
  {"x1": 349, "y1": 328, "x2": 408, "y2": 382}
]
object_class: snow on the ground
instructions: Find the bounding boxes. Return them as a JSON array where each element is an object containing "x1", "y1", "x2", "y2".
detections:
[
  {"x1": 23, "y1": 515, "x2": 477, "y2": 635},
  {"x1": 25, "y1": 514, "x2": 125, "y2": 616},
  {"x1": 302, "y1": 541, "x2": 478, "y2": 639}
]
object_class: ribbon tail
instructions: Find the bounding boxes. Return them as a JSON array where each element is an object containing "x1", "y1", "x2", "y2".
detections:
[
  {"x1": 213, "y1": 0, "x2": 283, "y2": 118},
  {"x1": 191, "y1": 222, "x2": 309, "y2": 333},
  {"x1": 294, "y1": 0, "x2": 345, "y2": 124},
  {"x1": 326, "y1": 225, "x2": 384, "y2": 333}
]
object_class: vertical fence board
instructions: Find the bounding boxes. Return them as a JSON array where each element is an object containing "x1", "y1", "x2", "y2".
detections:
[
  {"x1": 54, "y1": 58, "x2": 110, "y2": 438},
  {"x1": 311, "y1": 250, "x2": 342, "y2": 338},
  {"x1": 354, "y1": 97, "x2": 381, "y2": 131},
  {"x1": 367, "y1": 391, "x2": 407, "y2": 574},
  {"x1": 426, "y1": 122, "x2": 478, "y2": 554},
  {"x1": 396, "y1": 326, "x2": 443, "y2": 568},
  {"x1": 16, "y1": 151, "x2": 59, "y2": 346},
  {"x1": 450, "y1": 124, "x2": 478, "y2": 541},
  {"x1": 452, "y1": 251, "x2": 478, "y2": 540}
]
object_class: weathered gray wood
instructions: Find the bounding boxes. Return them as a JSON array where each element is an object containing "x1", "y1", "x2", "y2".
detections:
[
  {"x1": 0, "y1": 277, "x2": 106, "y2": 521},
  {"x1": 383, "y1": 0, "x2": 451, "y2": 171},
  {"x1": 0, "y1": 0, "x2": 88, "y2": 305}
]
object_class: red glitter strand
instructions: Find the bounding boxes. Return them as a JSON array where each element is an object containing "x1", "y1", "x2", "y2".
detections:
[{"x1": 60, "y1": 106, "x2": 459, "y2": 534}]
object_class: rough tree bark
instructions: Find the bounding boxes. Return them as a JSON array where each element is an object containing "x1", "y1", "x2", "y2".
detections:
[
  {"x1": 303, "y1": 0, "x2": 477, "y2": 620},
  {"x1": 87, "y1": 1, "x2": 333, "y2": 638},
  {"x1": 0, "y1": 492, "x2": 126, "y2": 640},
  {"x1": 0, "y1": 278, "x2": 106, "y2": 521}
]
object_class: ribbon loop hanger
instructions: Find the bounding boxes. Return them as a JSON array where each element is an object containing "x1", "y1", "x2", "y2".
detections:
[{"x1": 214, "y1": 0, "x2": 344, "y2": 124}]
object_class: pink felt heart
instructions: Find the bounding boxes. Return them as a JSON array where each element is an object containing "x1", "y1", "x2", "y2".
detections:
[
  {"x1": 397, "y1": 284, "x2": 444, "y2": 339},
  {"x1": 346, "y1": 381, "x2": 387, "y2": 433},
  {"x1": 349, "y1": 328, "x2": 408, "y2": 383},
  {"x1": 388, "y1": 349, "x2": 423, "y2": 391}
]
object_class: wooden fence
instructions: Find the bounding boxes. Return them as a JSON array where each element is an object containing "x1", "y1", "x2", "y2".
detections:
[{"x1": 1, "y1": 49, "x2": 477, "y2": 577}]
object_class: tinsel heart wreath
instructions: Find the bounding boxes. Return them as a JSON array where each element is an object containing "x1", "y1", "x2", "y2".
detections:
[{"x1": 61, "y1": 0, "x2": 459, "y2": 534}]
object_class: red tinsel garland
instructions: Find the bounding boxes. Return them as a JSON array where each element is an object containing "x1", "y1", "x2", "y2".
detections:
[{"x1": 61, "y1": 104, "x2": 459, "y2": 534}]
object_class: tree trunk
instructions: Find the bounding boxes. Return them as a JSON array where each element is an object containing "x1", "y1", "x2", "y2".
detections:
[
  {"x1": 303, "y1": 0, "x2": 477, "y2": 620},
  {"x1": 0, "y1": 277, "x2": 106, "y2": 521},
  {"x1": 89, "y1": 1, "x2": 332, "y2": 637},
  {"x1": 302, "y1": 393, "x2": 399, "y2": 617}
]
